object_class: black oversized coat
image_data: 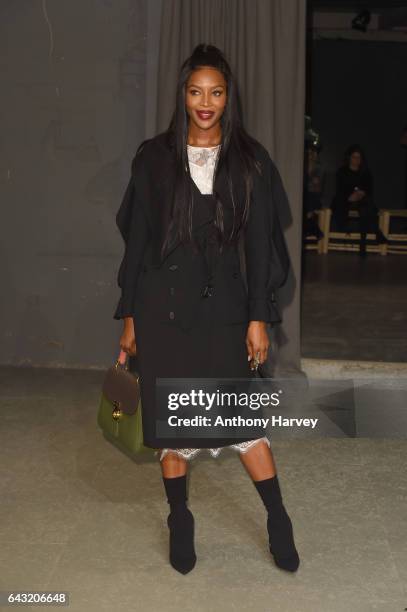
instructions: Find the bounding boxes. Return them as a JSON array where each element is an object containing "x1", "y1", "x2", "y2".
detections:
[{"x1": 113, "y1": 132, "x2": 290, "y2": 329}]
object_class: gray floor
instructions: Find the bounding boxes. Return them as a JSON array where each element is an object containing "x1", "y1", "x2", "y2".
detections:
[
  {"x1": 301, "y1": 251, "x2": 407, "y2": 362},
  {"x1": 1, "y1": 366, "x2": 407, "y2": 612}
]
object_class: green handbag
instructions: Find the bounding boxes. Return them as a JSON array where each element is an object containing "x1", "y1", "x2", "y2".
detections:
[{"x1": 97, "y1": 352, "x2": 155, "y2": 459}]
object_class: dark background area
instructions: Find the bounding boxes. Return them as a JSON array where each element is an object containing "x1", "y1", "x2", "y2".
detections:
[
  {"x1": 311, "y1": 38, "x2": 407, "y2": 210},
  {"x1": 301, "y1": 2, "x2": 407, "y2": 363}
]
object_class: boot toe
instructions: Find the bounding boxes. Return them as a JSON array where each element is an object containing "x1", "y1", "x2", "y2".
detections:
[
  {"x1": 271, "y1": 547, "x2": 300, "y2": 572},
  {"x1": 170, "y1": 553, "x2": 197, "y2": 575}
]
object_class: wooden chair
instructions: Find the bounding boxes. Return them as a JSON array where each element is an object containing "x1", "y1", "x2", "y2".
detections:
[
  {"x1": 378, "y1": 209, "x2": 407, "y2": 256},
  {"x1": 327, "y1": 209, "x2": 381, "y2": 254}
]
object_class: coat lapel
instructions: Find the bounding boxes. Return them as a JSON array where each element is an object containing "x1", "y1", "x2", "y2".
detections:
[{"x1": 152, "y1": 136, "x2": 246, "y2": 264}]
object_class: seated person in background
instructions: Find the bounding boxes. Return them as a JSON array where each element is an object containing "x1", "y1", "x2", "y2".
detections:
[
  {"x1": 303, "y1": 144, "x2": 324, "y2": 240},
  {"x1": 332, "y1": 144, "x2": 387, "y2": 256}
]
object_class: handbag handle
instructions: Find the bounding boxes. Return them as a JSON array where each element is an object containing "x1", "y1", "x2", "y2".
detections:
[{"x1": 115, "y1": 349, "x2": 129, "y2": 369}]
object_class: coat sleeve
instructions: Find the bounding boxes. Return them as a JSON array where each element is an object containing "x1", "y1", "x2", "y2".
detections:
[
  {"x1": 244, "y1": 152, "x2": 290, "y2": 324},
  {"x1": 113, "y1": 149, "x2": 151, "y2": 320}
]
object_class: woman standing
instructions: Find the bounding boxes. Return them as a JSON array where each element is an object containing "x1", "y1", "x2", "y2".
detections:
[{"x1": 114, "y1": 44, "x2": 299, "y2": 575}]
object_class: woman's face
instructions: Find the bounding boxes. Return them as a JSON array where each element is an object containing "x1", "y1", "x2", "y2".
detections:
[
  {"x1": 350, "y1": 151, "x2": 361, "y2": 169},
  {"x1": 185, "y1": 67, "x2": 227, "y2": 131}
]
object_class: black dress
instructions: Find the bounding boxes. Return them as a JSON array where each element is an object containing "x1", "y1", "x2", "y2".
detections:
[
  {"x1": 135, "y1": 174, "x2": 260, "y2": 449},
  {"x1": 113, "y1": 133, "x2": 291, "y2": 450}
]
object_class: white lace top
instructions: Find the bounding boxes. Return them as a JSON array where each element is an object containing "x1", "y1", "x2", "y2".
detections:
[
  {"x1": 158, "y1": 145, "x2": 269, "y2": 462},
  {"x1": 187, "y1": 144, "x2": 221, "y2": 194}
]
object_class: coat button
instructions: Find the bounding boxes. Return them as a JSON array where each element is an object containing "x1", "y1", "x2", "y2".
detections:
[
  {"x1": 169, "y1": 287, "x2": 175, "y2": 296},
  {"x1": 169, "y1": 311, "x2": 175, "y2": 320},
  {"x1": 169, "y1": 264, "x2": 178, "y2": 271}
]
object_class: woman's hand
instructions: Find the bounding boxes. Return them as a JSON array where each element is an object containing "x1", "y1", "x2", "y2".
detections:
[
  {"x1": 246, "y1": 321, "x2": 269, "y2": 369},
  {"x1": 120, "y1": 317, "x2": 137, "y2": 356},
  {"x1": 348, "y1": 190, "x2": 365, "y2": 203}
]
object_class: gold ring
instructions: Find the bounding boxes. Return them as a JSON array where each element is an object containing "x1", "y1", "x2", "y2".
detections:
[{"x1": 252, "y1": 353, "x2": 260, "y2": 370}]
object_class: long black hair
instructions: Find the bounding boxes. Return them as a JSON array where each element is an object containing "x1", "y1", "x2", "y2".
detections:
[
  {"x1": 343, "y1": 144, "x2": 368, "y2": 171},
  {"x1": 161, "y1": 43, "x2": 260, "y2": 259}
]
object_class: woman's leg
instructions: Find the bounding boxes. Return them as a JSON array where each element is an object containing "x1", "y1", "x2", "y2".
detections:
[
  {"x1": 160, "y1": 451, "x2": 196, "y2": 575},
  {"x1": 238, "y1": 439, "x2": 277, "y2": 481},
  {"x1": 161, "y1": 450, "x2": 188, "y2": 478},
  {"x1": 333, "y1": 198, "x2": 349, "y2": 232},
  {"x1": 355, "y1": 205, "x2": 367, "y2": 255},
  {"x1": 239, "y1": 440, "x2": 300, "y2": 572}
]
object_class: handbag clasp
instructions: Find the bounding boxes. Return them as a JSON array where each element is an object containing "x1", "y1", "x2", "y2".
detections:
[{"x1": 112, "y1": 400, "x2": 123, "y2": 421}]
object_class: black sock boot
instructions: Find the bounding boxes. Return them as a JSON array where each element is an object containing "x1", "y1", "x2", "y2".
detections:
[
  {"x1": 254, "y1": 475, "x2": 300, "y2": 572},
  {"x1": 162, "y1": 475, "x2": 196, "y2": 575}
]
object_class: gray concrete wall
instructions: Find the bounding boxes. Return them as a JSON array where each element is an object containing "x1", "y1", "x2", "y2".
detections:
[{"x1": 0, "y1": 0, "x2": 148, "y2": 368}]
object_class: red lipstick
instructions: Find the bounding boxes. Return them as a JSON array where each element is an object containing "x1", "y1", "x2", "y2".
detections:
[{"x1": 196, "y1": 110, "x2": 215, "y2": 121}]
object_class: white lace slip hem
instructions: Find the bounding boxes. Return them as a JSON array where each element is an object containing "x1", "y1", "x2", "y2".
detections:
[{"x1": 157, "y1": 436, "x2": 271, "y2": 462}]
